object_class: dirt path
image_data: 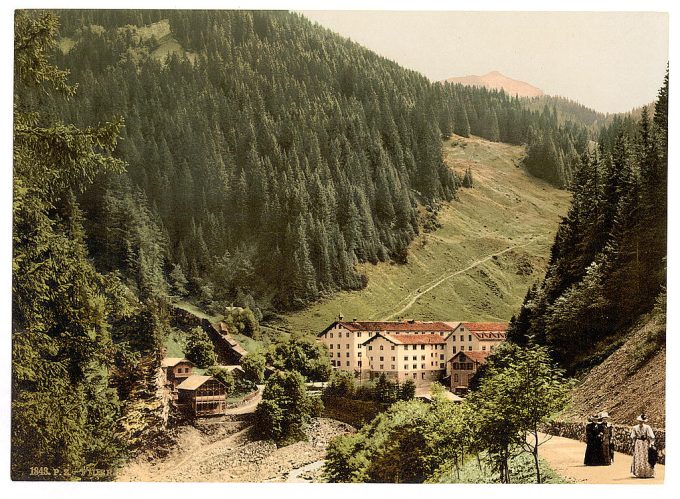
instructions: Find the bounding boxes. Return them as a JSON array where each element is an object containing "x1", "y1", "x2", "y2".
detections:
[
  {"x1": 538, "y1": 433, "x2": 664, "y2": 484},
  {"x1": 380, "y1": 236, "x2": 540, "y2": 320}
]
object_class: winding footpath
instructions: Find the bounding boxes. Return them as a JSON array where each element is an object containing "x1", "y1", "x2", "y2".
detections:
[
  {"x1": 538, "y1": 433, "x2": 664, "y2": 484},
  {"x1": 380, "y1": 236, "x2": 541, "y2": 321}
]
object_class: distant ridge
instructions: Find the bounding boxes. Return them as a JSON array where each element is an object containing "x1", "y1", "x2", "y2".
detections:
[{"x1": 443, "y1": 70, "x2": 544, "y2": 98}]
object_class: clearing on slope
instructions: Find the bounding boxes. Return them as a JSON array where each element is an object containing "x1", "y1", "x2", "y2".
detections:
[{"x1": 281, "y1": 135, "x2": 571, "y2": 336}]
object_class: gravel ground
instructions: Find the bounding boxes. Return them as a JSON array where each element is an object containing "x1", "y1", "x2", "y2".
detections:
[{"x1": 116, "y1": 417, "x2": 354, "y2": 482}]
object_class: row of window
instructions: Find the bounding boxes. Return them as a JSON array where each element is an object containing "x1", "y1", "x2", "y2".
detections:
[{"x1": 451, "y1": 362, "x2": 475, "y2": 370}]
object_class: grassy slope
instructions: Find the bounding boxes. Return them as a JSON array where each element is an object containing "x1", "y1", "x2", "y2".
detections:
[{"x1": 282, "y1": 135, "x2": 571, "y2": 336}]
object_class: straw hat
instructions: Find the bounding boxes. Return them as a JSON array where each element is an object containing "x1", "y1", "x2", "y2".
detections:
[
  {"x1": 599, "y1": 411, "x2": 610, "y2": 419},
  {"x1": 636, "y1": 414, "x2": 648, "y2": 422}
]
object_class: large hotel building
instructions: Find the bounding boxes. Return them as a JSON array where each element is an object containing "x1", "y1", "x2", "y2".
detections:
[{"x1": 317, "y1": 317, "x2": 507, "y2": 386}]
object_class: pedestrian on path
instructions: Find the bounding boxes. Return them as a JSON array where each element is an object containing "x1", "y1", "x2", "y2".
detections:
[
  {"x1": 630, "y1": 414, "x2": 655, "y2": 478},
  {"x1": 599, "y1": 411, "x2": 614, "y2": 465},
  {"x1": 584, "y1": 414, "x2": 602, "y2": 466}
]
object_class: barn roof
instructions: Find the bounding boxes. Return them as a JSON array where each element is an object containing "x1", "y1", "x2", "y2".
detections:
[
  {"x1": 177, "y1": 375, "x2": 215, "y2": 391},
  {"x1": 161, "y1": 357, "x2": 193, "y2": 368}
]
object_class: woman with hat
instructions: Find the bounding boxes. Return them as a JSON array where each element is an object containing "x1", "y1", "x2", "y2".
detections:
[
  {"x1": 599, "y1": 411, "x2": 613, "y2": 465},
  {"x1": 630, "y1": 414, "x2": 655, "y2": 478}
]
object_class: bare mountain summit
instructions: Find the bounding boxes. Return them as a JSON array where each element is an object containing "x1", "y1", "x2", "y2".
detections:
[{"x1": 443, "y1": 70, "x2": 544, "y2": 98}]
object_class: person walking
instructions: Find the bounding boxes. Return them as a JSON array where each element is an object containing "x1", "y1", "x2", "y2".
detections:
[
  {"x1": 630, "y1": 414, "x2": 655, "y2": 478},
  {"x1": 599, "y1": 411, "x2": 613, "y2": 465},
  {"x1": 584, "y1": 414, "x2": 602, "y2": 466}
]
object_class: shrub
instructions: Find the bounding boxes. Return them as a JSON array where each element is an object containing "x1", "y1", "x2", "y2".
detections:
[{"x1": 185, "y1": 326, "x2": 216, "y2": 368}]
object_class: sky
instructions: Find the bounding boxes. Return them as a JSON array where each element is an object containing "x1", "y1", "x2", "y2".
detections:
[{"x1": 300, "y1": 11, "x2": 668, "y2": 114}]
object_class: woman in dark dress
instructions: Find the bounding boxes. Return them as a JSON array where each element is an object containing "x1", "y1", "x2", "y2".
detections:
[{"x1": 584, "y1": 415, "x2": 602, "y2": 465}]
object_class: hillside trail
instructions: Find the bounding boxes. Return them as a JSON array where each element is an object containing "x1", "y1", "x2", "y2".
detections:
[
  {"x1": 379, "y1": 235, "x2": 541, "y2": 321},
  {"x1": 537, "y1": 433, "x2": 664, "y2": 484}
]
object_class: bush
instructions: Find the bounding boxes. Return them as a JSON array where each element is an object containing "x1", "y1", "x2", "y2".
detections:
[
  {"x1": 240, "y1": 352, "x2": 266, "y2": 383},
  {"x1": 222, "y1": 307, "x2": 260, "y2": 338},
  {"x1": 324, "y1": 371, "x2": 356, "y2": 398},
  {"x1": 267, "y1": 334, "x2": 331, "y2": 381},
  {"x1": 253, "y1": 370, "x2": 323, "y2": 445},
  {"x1": 204, "y1": 366, "x2": 235, "y2": 397},
  {"x1": 185, "y1": 326, "x2": 216, "y2": 368}
]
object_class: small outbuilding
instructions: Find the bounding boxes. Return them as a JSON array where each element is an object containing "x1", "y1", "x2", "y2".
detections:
[
  {"x1": 176, "y1": 375, "x2": 228, "y2": 417},
  {"x1": 448, "y1": 350, "x2": 491, "y2": 391}
]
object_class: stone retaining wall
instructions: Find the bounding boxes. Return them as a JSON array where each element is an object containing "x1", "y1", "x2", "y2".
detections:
[
  {"x1": 225, "y1": 388, "x2": 260, "y2": 409},
  {"x1": 543, "y1": 421, "x2": 665, "y2": 465}
]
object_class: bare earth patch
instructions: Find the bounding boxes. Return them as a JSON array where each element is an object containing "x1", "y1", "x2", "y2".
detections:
[{"x1": 116, "y1": 417, "x2": 354, "y2": 482}]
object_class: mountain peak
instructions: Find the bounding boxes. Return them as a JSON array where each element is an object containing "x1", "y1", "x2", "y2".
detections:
[{"x1": 442, "y1": 71, "x2": 544, "y2": 98}]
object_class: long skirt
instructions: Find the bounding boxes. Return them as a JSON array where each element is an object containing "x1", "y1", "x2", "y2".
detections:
[{"x1": 631, "y1": 440, "x2": 654, "y2": 478}]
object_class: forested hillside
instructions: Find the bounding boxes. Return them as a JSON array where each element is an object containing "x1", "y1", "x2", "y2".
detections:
[
  {"x1": 43, "y1": 10, "x2": 592, "y2": 318},
  {"x1": 508, "y1": 70, "x2": 668, "y2": 372}
]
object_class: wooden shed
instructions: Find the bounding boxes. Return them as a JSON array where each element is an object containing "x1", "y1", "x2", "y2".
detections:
[{"x1": 176, "y1": 375, "x2": 228, "y2": 417}]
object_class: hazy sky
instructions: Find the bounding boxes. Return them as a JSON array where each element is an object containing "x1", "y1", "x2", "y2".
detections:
[{"x1": 300, "y1": 11, "x2": 668, "y2": 114}]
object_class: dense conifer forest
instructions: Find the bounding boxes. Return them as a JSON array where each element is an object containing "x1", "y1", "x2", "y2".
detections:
[
  {"x1": 508, "y1": 71, "x2": 668, "y2": 372},
  {"x1": 43, "y1": 10, "x2": 593, "y2": 317}
]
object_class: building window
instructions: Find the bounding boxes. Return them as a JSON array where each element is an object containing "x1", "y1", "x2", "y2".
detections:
[
  {"x1": 347, "y1": 332, "x2": 350, "y2": 338},
  {"x1": 346, "y1": 361, "x2": 350, "y2": 367},
  {"x1": 468, "y1": 346, "x2": 472, "y2": 351},
  {"x1": 454, "y1": 374, "x2": 459, "y2": 383},
  {"x1": 412, "y1": 356, "x2": 417, "y2": 360},
  {"x1": 370, "y1": 356, "x2": 374, "y2": 362},
  {"x1": 391, "y1": 365, "x2": 396, "y2": 370},
  {"x1": 440, "y1": 363, "x2": 445, "y2": 368},
  {"x1": 482, "y1": 346, "x2": 486, "y2": 351},
  {"x1": 452, "y1": 346, "x2": 456, "y2": 353},
  {"x1": 358, "y1": 361, "x2": 362, "y2": 367},
  {"x1": 358, "y1": 352, "x2": 362, "y2": 357},
  {"x1": 460, "y1": 335, "x2": 464, "y2": 342},
  {"x1": 421, "y1": 364, "x2": 425, "y2": 369},
  {"x1": 358, "y1": 332, "x2": 362, "y2": 338},
  {"x1": 330, "y1": 333, "x2": 333, "y2": 339},
  {"x1": 440, "y1": 354, "x2": 444, "y2": 360},
  {"x1": 330, "y1": 344, "x2": 333, "y2": 349},
  {"x1": 413, "y1": 364, "x2": 417, "y2": 369},
  {"x1": 337, "y1": 353, "x2": 341, "y2": 358},
  {"x1": 404, "y1": 356, "x2": 408, "y2": 361},
  {"x1": 413, "y1": 373, "x2": 417, "y2": 379},
  {"x1": 380, "y1": 365, "x2": 384, "y2": 370},
  {"x1": 421, "y1": 355, "x2": 425, "y2": 360},
  {"x1": 380, "y1": 356, "x2": 384, "y2": 361},
  {"x1": 421, "y1": 345, "x2": 425, "y2": 350},
  {"x1": 469, "y1": 335, "x2": 472, "y2": 342},
  {"x1": 346, "y1": 352, "x2": 350, "y2": 357},
  {"x1": 368, "y1": 345, "x2": 373, "y2": 351},
  {"x1": 337, "y1": 344, "x2": 340, "y2": 349},
  {"x1": 380, "y1": 345, "x2": 384, "y2": 350},
  {"x1": 392, "y1": 356, "x2": 396, "y2": 361},
  {"x1": 422, "y1": 373, "x2": 426, "y2": 379},
  {"x1": 404, "y1": 365, "x2": 408, "y2": 370},
  {"x1": 391, "y1": 345, "x2": 395, "y2": 350}
]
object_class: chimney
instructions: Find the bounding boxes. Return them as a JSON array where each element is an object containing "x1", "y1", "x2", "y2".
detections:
[
  {"x1": 353, "y1": 317, "x2": 358, "y2": 323},
  {"x1": 338, "y1": 313, "x2": 344, "y2": 321}
]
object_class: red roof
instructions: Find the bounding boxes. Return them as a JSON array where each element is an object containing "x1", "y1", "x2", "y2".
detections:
[
  {"x1": 362, "y1": 332, "x2": 447, "y2": 346},
  {"x1": 335, "y1": 321, "x2": 455, "y2": 333},
  {"x1": 461, "y1": 322, "x2": 508, "y2": 332},
  {"x1": 448, "y1": 350, "x2": 492, "y2": 364}
]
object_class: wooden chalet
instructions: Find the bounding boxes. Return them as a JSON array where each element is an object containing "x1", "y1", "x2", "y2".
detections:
[
  {"x1": 176, "y1": 375, "x2": 228, "y2": 417},
  {"x1": 206, "y1": 321, "x2": 249, "y2": 364},
  {"x1": 161, "y1": 357, "x2": 195, "y2": 389}
]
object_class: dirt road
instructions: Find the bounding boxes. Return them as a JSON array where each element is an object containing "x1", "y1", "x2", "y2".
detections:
[{"x1": 538, "y1": 433, "x2": 664, "y2": 484}]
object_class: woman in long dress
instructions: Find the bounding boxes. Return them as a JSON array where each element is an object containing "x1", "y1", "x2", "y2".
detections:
[
  {"x1": 584, "y1": 415, "x2": 601, "y2": 465},
  {"x1": 630, "y1": 414, "x2": 655, "y2": 478}
]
